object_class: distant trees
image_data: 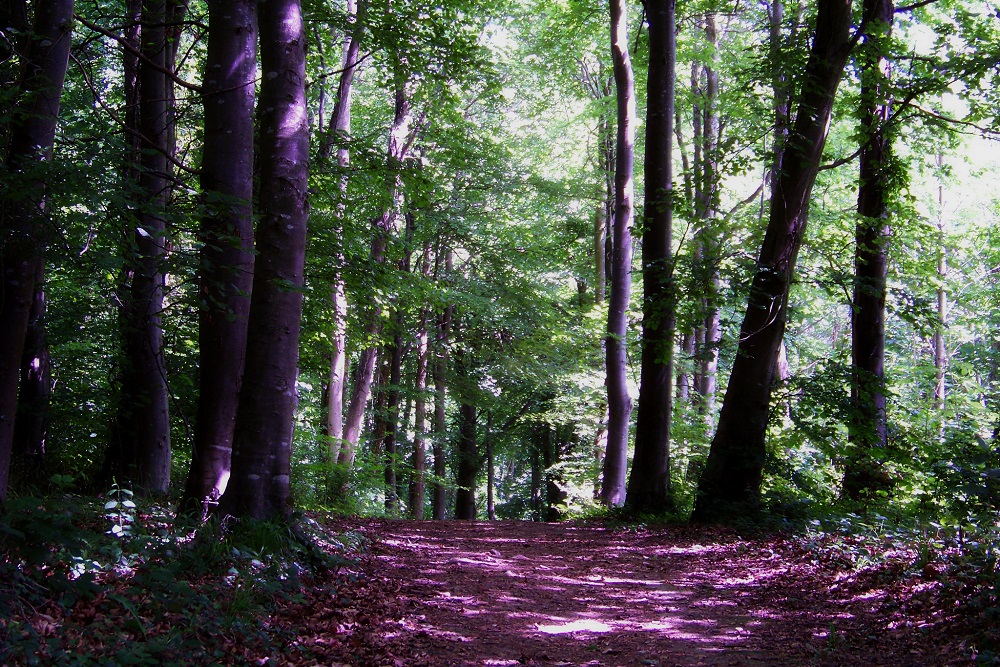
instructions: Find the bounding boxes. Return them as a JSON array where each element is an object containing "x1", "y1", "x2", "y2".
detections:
[{"x1": 1, "y1": 0, "x2": 999, "y2": 525}]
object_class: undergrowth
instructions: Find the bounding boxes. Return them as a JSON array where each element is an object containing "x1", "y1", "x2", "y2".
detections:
[{"x1": 0, "y1": 491, "x2": 367, "y2": 666}]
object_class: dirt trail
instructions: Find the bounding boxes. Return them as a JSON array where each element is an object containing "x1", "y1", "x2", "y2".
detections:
[{"x1": 363, "y1": 519, "x2": 962, "y2": 667}]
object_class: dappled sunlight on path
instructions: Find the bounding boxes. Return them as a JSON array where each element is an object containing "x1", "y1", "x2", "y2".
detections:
[{"x1": 366, "y1": 520, "x2": 898, "y2": 667}]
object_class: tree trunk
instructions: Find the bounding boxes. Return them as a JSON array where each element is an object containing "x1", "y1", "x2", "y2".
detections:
[
  {"x1": 844, "y1": 0, "x2": 894, "y2": 501},
  {"x1": 179, "y1": 0, "x2": 256, "y2": 519},
  {"x1": 628, "y1": 0, "x2": 675, "y2": 515},
  {"x1": 13, "y1": 259, "x2": 51, "y2": 484},
  {"x1": 431, "y1": 249, "x2": 453, "y2": 520},
  {"x1": 339, "y1": 71, "x2": 414, "y2": 469},
  {"x1": 693, "y1": 0, "x2": 853, "y2": 522},
  {"x1": 933, "y1": 153, "x2": 948, "y2": 417},
  {"x1": 0, "y1": 0, "x2": 73, "y2": 502},
  {"x1": 217, "y1": 0, "x2": 308, "y2": 521},
  {"x1": 112, "y1": 0, "x2": 179, "y2": 495},
  {"x1": 455, "y1": 400, "x2": 478, "y2": 521},
  {"x1": 409, "y1": 302, "x2": 430, "y2": 518},
  {"x1": 321, "y1": 0, "x2": 364, "y2": 465},
  {"x1": 486, "y1": 411, "x2": 496, "y2": 521},
  {"x1": 600, "y1": 0, "x2": 636, "y2": 508},
  {"x1": 694, "y1": 14, "x2": 721, "y2": 420}
]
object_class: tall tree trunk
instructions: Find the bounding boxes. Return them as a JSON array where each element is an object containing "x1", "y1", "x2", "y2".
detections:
[
  {"x1": 13, "y1": 259, "x2": 51, "y2": 484},
  {"x1": 179, "y1": 0, "x2": 256, "y2": 518},
  {"x1": 378, "y1": 211, "x2": 415, "y2": 512},
  {"x1": 455, "y1": 395, "x2": 478, "y2": 520},
  {"x1": 217, "y1": 0, "x2": 308, "y2": 521},
  {"x1": 844, "y1": 0, "x2": 894, "y2": 501},
  {"x1": 600, "y1": 0, "x2": 636, "y2": 508},
  {"x1": 693, "y1": 0, "x2": 853, "y2": 522},
  {"x1": 431, "y1": 248, "x2": 453, "y2": 519},
  {"x1": 112, "y1": 0, "x2": 178, "y2": 495},
  {"x1": 339, "y1": 72, "x2": 414, "y2": 469},
  {"x1": 628, "y1": 0, "x2": 675, "y2": 514},
  {"x1": 0, "y1": 0, "x2": 73, "y2": 502},
  {"x1": 694, "y1": 14, "x2": 721, "y2": 419},
  {"x1": 486, "y1": 411, "x2": 496, "y2": 521},
  {"x1": 409, "y1": 298, "x2": 430, "y2": 518},
  {"x1": 321, "y1": 0, "x2": 364, "y2": 464},
  {"x1": 933, "y1": 153, "x2": 948, "y2": 417}
]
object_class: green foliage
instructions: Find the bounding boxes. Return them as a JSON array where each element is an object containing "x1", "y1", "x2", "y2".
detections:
[{"x1": 0, "y1": 494, "x2": 361, "y2": 665}]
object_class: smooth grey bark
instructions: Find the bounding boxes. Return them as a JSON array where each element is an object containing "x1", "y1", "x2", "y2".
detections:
[
  {"x1": 320, "y1": 0, "x2": 364, "y2": 462},
  {"x1": 179, "y1": 0, "x2": 257, "y2": 518},
  {"x1": 844, "y1": 0, "x2": 894, "y2": 501},
  {"x1": 218, "y1": 0, "x2": 308, "y2": 520},
  {"x1": 600, "y1": 0, "x2": 636, "y2": 508},
  {"x1": 628, "y1": 0, "x2": 676, "y2": 514},
  {"x1": 0, "y1": 0, "x2": 73, "y2": 502},
  {"x1": 339, "y1": 72, "x2": 414, "y2": 469},
  {"x1": 693, "y1": 0, "x2": 854, "y2": 521},
  {"x1": 693, "y1": 15, "x2": 721, "y2": 418}
]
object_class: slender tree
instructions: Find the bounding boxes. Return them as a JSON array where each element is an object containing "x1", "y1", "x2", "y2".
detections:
[
  {"x1": 0, "y1": 0, "x2": 74, "y2": 502},
  {"x1": 110, "y1": 0, "x2": 180, "y2": 494},
  {"x1": 692, "y1": 14, "x2": 722, "y2": 418},
  {"x1": 319, "y1": 0, "x2": 364, "y2": 463},
  {"x1": 408, "y1": 289, "x2": 431, "y2": 517},
  {"x1": 693, "y1": 0, "x2": 854, "y2": 521},
  {"x1": 218, "y1": 0, "x2": 308, "y2": 520},
  {"x1": 431, "y1": 247, "x2": 453, "y2": 519},
  {"x1": 339, "y1": 71, "x2": 415, "y2": 469},
  {"x1": 628, "y1": 0, "x2": 676, "y2": 514},
  {"x1": 600, "y1": 0, "x2": 636, "y2": 507},
  {"x1": 179, "y1": 0, "x2": 257, "y2": 518},
  {"x1": 844, "y1": 0, "x2": 894, "y2": 501}
]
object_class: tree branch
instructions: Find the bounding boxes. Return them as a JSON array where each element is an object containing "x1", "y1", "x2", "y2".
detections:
[{"x1": 74, "y1": 13, "x2": 203, "y2": 93}]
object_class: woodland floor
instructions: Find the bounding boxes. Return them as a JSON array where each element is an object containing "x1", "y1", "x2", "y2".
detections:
[{"x1": 341, "y1": 519, "x2": 984, "y2": 667}]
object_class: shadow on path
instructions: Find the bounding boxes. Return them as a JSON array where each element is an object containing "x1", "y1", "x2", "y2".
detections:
[{"x1": 368, "y1": 520, "x2": 907, "y2": 667}]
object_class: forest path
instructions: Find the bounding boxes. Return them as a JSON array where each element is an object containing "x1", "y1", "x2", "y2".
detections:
[{"x1": 363, "y1": 519, "x2": 955, "y2": 667}]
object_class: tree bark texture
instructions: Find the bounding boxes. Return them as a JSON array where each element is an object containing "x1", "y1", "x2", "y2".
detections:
[
  {"x1": 628, "y1": 0, "x2": 676, "y2": 514},
  {"x1": 845, "y1": 0, "x2": 894, "y2": 501},
  {"x1": 218, "y1": 0, "x2": 308, "y2": 521},
  {"x1": 13, "y1": 259, "x2": 51, "y2": 483},
  {"x1": 0, "y1": 0, "x2": 73, "y2": 502},
  {"x1": 600, "y1": 0, "x2": 636, "y2": 508},
  {"x1": 180, "y1": 0, "x2": 257, "y2": 518},
  {"x1": 693, "y1": 0, "x2": 853, "y2": 521}
]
